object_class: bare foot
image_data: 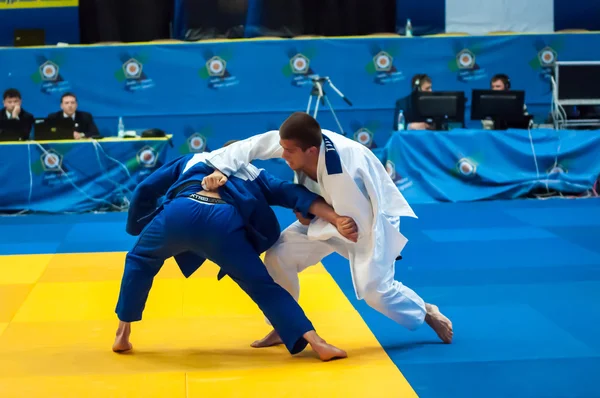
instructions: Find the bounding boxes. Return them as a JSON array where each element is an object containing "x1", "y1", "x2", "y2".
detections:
[
  {"x1": 425, "y1": 303, "x2": 453, "y2": 344},
  {"x1": 303, "y1": 331, "x2": 347, "y2": 361},
  {"x1": 251, "y1": 329, "x2": 284, "y2": 348},
  {"x1": 112, "y1": 321, "x2": 133, "y2": 353}
]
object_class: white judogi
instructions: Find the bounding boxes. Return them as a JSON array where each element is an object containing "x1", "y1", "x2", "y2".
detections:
[{"x1": 205, "y1": 130, "x2": 427, "y2": 330}]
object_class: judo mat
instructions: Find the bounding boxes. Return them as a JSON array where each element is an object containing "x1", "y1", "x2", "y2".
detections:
[{"x1": 1, "y1": 198, "x2": 599, "y2": 397}]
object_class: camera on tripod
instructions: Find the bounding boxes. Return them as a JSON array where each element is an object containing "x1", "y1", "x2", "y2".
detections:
[{"x1": 306, "y1": 75, "x2": 353, "y2": 136}]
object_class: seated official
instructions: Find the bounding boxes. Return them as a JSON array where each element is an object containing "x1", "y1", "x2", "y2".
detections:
[
  {"x1": 393, "y1": 74, "x2": 435, "y2": 131},
  {"x1": 48, "y1": 92, "x2": 99, "y2": 139},
  {"x1": 482, "y1": 74, "x2": 530, "y2": 130},
  {"x1": 0, "y1": 88, "x2": 34, "y2": 140}
]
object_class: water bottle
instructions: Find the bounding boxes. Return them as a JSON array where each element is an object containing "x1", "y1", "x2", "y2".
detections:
[
  {"x1": 397, "y1": 110, "x2": 406, "y2": 131},
  {"x1": 406, "y1": 19, "x2": 413, "y2": 37},
  {"x1": 117, "y1": 117, "x2": 125, "y2": 138}
]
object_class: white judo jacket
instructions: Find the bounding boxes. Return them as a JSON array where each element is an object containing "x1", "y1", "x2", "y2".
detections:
[{"x1": 204, "y1": 130, "x2": 417, "y2": 300}]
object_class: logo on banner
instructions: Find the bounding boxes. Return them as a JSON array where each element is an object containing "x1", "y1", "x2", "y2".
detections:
[
  {"x1": 115, "y1": 53, "x2": 154, "y2": 91},
  {"x1": 448, "y1": 44, "x2": 486, "y2": 82},
  {"x1": 529, "y1": 39, "x2": 563, "y2": 86},
  {"x1": 386, "y1": 160, "x2": 413, "y2": 190},
  {"x1": 187, "y1": 133, "x2": 207, "y2": 153},
  {"x1": 350, "y1": 121, "x2": 380, "y2": 149},
  {"x1": 386, "y1": 160, "x2": 396, "y2": 179},
  {"x1": 31, "y1": 145, "x2": 76, "y2": 185},
  {"x1": 538, "y1": 47, "x2": 557, "y2": 67},
  {"x1": 31, "y1": 55, "x2": 71, "y2": 94},
  {"x1": 178, "y1": 126, "x2": 213, "y2": 154},
  {"x1": 137, "y1": 146, "x2": 158, "y2": 168},
  {"x1": 354, "y1": 128, "x2": 374, "y2": 148},
  {"x1": 456, "y1": 157, "x2": 477, "y2": 177},
  {"x1": 365, "y1": 47, "x2": 404, "y2": 85},
  {"x1": 282, "y1": 48, "x2": 318, "y2": 87},
  {"x1": 40, "y1": 149, "x2": 63, "y2": 172},
  {"x1": 199, "y1": 50, "x2": 239, "y2": 89},
  {"x1": 547, "y1": 163, "x2": 567, "y2": 175}
]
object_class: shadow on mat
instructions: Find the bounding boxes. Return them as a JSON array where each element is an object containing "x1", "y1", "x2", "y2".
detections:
[
  {"x1": 131, "y1": 340, "x2": 444, "y2": 366},
  {"x1": 129, "y1": 346, "x2": 320, "y2": 368},
  {"x1": 0, "y1": 346, "x2": 324, "y2": 378},
  {"x1": 346, "y1": 340, "x2": 444, "y2": 357}
]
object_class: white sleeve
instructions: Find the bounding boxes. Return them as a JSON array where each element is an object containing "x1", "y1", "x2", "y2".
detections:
[
  {"x1": 314, "y1": 165, "x2": 374, "y2": 242},
  {"x1": 203, "y1": 130, "x2": 284, "y2": 176}
]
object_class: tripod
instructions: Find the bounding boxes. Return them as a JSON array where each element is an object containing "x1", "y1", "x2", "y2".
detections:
[{"x1": 306, "y1": 76, "x2": 353, "y2": 136}]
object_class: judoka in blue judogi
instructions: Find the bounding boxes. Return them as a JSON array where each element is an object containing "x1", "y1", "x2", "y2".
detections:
[{"x1": 112, "y1": 151, "x2": 353, "y2": 361}]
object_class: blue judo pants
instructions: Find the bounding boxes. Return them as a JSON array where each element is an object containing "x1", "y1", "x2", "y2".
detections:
[{"x1": 115, "y1": 196, "x2": 314, "y2": 355}]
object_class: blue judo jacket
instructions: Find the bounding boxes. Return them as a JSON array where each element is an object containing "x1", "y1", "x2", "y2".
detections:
[{"x1": 126, "y1": 154, "x2": 319, "y2": 278}]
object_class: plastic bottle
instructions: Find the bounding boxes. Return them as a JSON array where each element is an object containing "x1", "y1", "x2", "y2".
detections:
[
  {"x1": 118, "y1": 117, "x2": 125, "y2": 138},
  {"x1": 397, "y1": 110, "x2": 406, "y2": 131}
]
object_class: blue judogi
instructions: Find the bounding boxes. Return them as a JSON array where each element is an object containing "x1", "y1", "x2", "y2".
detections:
[{"x1": 116, "y1": 153, "x2": 319, "y2": 355}]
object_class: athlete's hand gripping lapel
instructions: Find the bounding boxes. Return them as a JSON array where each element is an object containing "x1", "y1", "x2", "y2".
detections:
[{"x1": 202, "y1": 169, "x2": 228, "y2": 191}]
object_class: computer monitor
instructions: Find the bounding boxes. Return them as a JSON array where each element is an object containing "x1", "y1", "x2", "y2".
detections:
[
  {"x1": 555, "y1": 61, "x2": 600, "y2": 106},
  {"x1": 471, "y1": 89, "x2": 531, "y2": 129},
  {"x1": 412, "y1": 91, "x2": 466, "y2": 129}
]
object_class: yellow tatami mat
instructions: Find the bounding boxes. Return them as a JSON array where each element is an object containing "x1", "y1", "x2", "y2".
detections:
[{"x1": 0, "y1": 253, "x2": 417, "y2": 397}]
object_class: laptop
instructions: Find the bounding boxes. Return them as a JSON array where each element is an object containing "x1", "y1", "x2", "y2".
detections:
[
  {"x1": 34, "y1": 118, "x2": 76, "y2": 141},
  {"x1": 14, "y1": 29, "x2": 45, "y2": 47},
  {"x1": 0, "y1": 119, "x2": 27, "y2": 141}
]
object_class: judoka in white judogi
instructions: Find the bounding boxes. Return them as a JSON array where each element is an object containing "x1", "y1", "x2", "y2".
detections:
[{"x1": 202, "y1": 113, "x2": 453, "y2": 345}]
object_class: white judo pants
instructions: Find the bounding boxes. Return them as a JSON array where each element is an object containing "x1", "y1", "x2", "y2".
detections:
[{"x1": 264, "y1": 218, "x2": 427, "y2": 331}]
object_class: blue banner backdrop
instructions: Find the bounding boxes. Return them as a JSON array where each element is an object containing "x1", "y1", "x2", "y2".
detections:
[
  {"x1": 3, "y1": 35, "x2": 594, "y2": 116},
  {"x1": 0, "y1": 138, "x2": 170, "y2": 213},
  {"x1": 383, "y1": 129, "x2": 600, "y2": 204},
  {"x1": 1, "y1": 34, "x2": 599, "y2": 153}
]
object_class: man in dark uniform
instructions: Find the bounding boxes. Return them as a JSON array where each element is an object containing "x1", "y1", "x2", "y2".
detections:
[
  {"x1": 0, "y1": 88, "x2": 34, "y2": 140},
  {"x1": 47, "y1": 92, "x2": 99, "y2": 139}
]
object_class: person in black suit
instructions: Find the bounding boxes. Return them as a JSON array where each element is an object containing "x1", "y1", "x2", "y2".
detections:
[
  {"x1": 482, "y1": 74, "x2": 531, "y2": 130},
  {"x1": 393, "y1": 74, "x2": 435, "y2": 131},
  {"x1": 0, "y1": 88, "x2": 35, "y2": 140},
  {"x1": 47, "y1": 92, "x2": 99, "y2": 139}
]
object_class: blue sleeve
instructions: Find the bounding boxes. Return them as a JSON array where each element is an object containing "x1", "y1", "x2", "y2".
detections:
[
  {"x1": 126, "y1": 156, "x2": 188, "y2": 236},
  {"x1": 256, "y1": 170, "x2": 319, "y2": 218}
]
